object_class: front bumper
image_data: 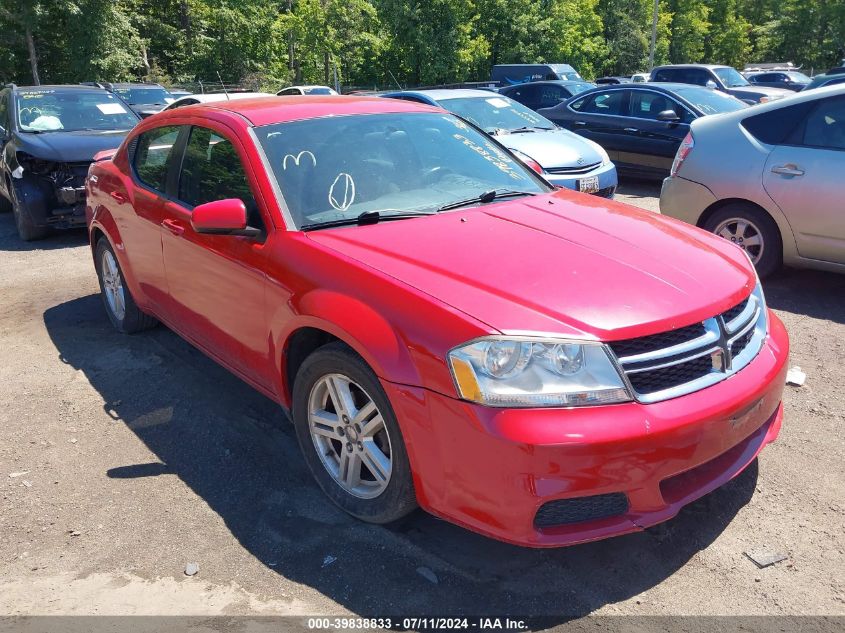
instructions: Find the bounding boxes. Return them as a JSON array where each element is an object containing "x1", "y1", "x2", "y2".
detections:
[
  {"x1": 384, "y1": 311, "x2": 788, "y2": 547},
  {"x1": 660, "y1": 175, "x2": 717, "y2": 226},
  {"x1": 545, "y1": 160, "x2": 618, "y2": 198}
]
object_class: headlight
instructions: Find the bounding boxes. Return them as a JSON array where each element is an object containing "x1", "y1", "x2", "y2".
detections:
[
  {"x1": 586, "y1": 139, "x2": 611, "y2": 166},
  {"x1": 448, "y1": 337, "x2": 631, "y2": 407}
]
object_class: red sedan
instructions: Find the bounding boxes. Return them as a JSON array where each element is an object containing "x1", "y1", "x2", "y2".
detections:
[{"x1": 85, "y1": 96, "x2": 788, "y2": 547}]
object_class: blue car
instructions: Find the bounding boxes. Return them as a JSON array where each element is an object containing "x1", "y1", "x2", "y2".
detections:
[{"x1": 381, "y1": 89, "x2": 618, "y2": 198}]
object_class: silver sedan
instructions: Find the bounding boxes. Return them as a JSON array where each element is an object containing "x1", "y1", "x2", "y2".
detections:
[{"x1": 660, "y1": 84, "x2": 845, "y2": 276}]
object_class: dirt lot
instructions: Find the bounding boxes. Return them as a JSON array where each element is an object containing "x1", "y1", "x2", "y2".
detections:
[{"x1": 1, "y1": 180, "x2": 843, "y2": 622}]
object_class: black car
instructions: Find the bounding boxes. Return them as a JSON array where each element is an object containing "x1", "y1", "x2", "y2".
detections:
[
  {"x1": 0, "y1": 84, "x2": 140, "y2": 240},
  {"x1": 104, "y1": 82, "x2": 174, "y2": 117},
  {"x1": 538, "y1": 82, "x2": 747, "y2": 179},
  {"x1": 594, "y1": 76, "x2": 632, "y2": 85},
  {"x1": 746, "y1": 71, "x2": 811, "y2": 92},
  {"x1": 499, "y1": 80, "x2": 596, "y2": 111}
]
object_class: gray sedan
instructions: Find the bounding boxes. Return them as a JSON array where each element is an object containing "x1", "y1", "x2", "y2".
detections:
[{"x1": 661, "y1": 85, "x2": 845, "y2": 277}]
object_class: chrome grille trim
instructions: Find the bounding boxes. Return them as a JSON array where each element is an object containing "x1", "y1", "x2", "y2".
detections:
[{"x1": 610, "y1": 290, "x2": 767, "y2": 404}]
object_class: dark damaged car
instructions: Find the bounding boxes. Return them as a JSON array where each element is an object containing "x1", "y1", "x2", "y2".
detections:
[{"x1": 0, "y1": 84, "x2": 140, "y2": 240}]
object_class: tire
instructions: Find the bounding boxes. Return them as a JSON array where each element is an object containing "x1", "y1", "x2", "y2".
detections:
[
  {"x1": 292, "y1": 342, "x2": 417, "y2": 524},
  {"x1": 9, "y1": 179, "x2": 47, "y2": 241},
  {"x1": 95, "y1": 238, "x2": 158, "y2": 334},
  {"x1": 703, "y1": 203, "x2": 782, "y2": 278}
]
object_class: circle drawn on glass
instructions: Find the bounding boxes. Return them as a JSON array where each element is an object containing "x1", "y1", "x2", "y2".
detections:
[{"x1": 329, "y1": 173, "x2": 355, "y2": 211}]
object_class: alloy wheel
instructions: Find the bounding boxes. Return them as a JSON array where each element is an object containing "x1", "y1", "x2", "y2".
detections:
[
  {"x1": 101, "y1": 250, "x2": 126, "y2": 321},
  {"x1": 714, "y1": 217, "x2": 764, "y2": 264},
  {"x1": 307, "y1": 373, "x2": 393, "y2": 499}
]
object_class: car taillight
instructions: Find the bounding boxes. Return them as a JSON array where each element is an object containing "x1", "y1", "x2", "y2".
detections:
[{"x1": 670, "y1": 132, "x2": 694, "y2": 177}]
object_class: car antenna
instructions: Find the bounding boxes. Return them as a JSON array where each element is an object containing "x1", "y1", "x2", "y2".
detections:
[
  {"x1": 217, "y1": 71, "x2": 230, "y2": 100},
  {"x1": 387, "y1": 69, "x2": 403, "y2": 91}
]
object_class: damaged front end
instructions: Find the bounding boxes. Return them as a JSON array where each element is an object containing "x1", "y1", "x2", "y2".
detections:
[{"x1": 13, "y1": 153, "x2": 90, "y2": 229}]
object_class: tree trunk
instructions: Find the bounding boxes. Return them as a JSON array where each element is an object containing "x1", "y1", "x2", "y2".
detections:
[{"x1": 25, "y1": 26, "x2": 39, "y2": 85}]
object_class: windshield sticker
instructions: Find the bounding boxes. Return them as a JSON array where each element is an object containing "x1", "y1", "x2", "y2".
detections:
[
  {"x1": 328, "y1": 173, "x2": 355, "y2": 211},
  {"x1": 282, "y1": 150, "x2": 317, "y2": 170},
  {"x1": 96, "y1": 103, "x2": 128, "y2": 115},
  {"x1": 452, "y1": 134, "x2": 523, "y2": 181},
  {"x1": 485, "y1": 97, "x2": 511, "y2": 108},
  {"x1": 19, "y1": 92, "x2": 50, "y2": 99}
]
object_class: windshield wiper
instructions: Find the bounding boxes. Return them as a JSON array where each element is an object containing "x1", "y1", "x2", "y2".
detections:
[
  {"x1": 436, "y1": 189, "x2": 539, "y2": 213},
  {"x1": 508, "y1": 126, "x2": 553, "y2": 133},
  {"x1": 301, "y1": 209, "x2": 435, "y2": 231}
]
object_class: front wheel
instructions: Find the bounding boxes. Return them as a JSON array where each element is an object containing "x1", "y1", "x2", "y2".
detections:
[
  {"x1": 95, "y1": 238, "x2": 158, "y2": 333},
  {"x1": 704, "y1": 203, "x2": 782, "y2": 278},
  {"x1": 292, "y1": 342, "x2": 417, "y2": 524}
]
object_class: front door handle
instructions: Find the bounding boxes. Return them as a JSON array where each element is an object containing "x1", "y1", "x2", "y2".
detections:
[
  {"x1": 161, "y1": 218, "x2": 185, "y2": 236},
  {"x1": 109, "y1": 191, "x2": 127, "y2": 204},
  {"x1": 771, "y1": 164, "x2": 804, "y2": 177},
  {"x1": 573, "y1": 121, "x2": 586, "y2": 127},
  {"x1": 624, "y1": 127, "x2": 639, "y2": 133}
]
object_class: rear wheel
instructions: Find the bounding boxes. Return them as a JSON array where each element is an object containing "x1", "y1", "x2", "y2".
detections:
[
  {"x1": 292, "y1": 342, "x2": 417, "y2": 524},
  {"x1": 95, "y1": 238, "x2": 158, "y2": 333},
  {"x1": 10, "y1": 180, "x2": 47, "y2": 241},
  {"x1": 704, "y1": 203, "x2": 782, "y2": 277}
]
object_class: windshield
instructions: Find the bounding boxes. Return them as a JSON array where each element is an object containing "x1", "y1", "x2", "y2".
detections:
[
  {"x1": 558, "y1": 72, "x2": 583, "y2": 81},
  {"x1": 255, "y1": 112, "x2": 548, "y2": 230},
  {"x1": 304, "y1": 87, "x2": 336, "y2": 95},
  {"x1": 439, "y1": 96, "x2": 554, "y2": 132},
  {"x1": 673, "y1": 86, "x2": 747, "y2": 115},
  {"x1": 713, "y1": 67, "x2": 750, "y2": 88},
  {"x1": 14, "y1": 90, "x2": 139, "y2": 133},
  {"x1": 567, "y1": 82, "x2": 595, "y2": 94},
  {"x1": 786, "y1": 72, "x2": 811, "y2": 83},
  {"x1": 113, "y1": 87, "x2": 174, "y2": 105}
]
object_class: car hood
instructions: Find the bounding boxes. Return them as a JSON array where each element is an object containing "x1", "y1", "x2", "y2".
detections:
[
  {"x1": 14, "y1": 130, "x2": 131, "y2": 163},
  {"x1": 731, "y1": 85, "x2": 792, "y2": 98},
  {"x1": 307, "y1": 190, "x2": 755, "y2": 340},
  {"x1": 497, "y1": 128, "x2": 603, "y2": 169}
]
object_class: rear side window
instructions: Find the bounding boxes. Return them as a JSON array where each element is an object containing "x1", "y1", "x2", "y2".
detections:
[
  {"x1": 571, "y1": 90, "x2": 627, "y2": 115},
  {"x1": 801, "y1": 96, "x2": 845, "y2": 150},
  {"x1": 538, "y1": 85, "x2": 566, "y2": 108},
  {"x1": 741, "y1": 101, "x2": 816, "y2": 145},
  {"x1": 134, "y1": 125, "x2": 181, "y2": 192}
]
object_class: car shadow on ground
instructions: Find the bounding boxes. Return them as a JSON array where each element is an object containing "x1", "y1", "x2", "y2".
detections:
[
  {"x1": 615, "y1": 178, "x2": 662, "y2": 200},
  {"x1": 764, "y1": 267, "x2": 845, "y2": 325},
  {"x1": 0, "y1": 214, "x2": 88, "y2": 251},
  {"x1": 45, "y1": 294, "x2": 760, "y2": 622}
]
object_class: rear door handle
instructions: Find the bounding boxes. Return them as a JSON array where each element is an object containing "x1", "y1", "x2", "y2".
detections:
[
  {"x1": 109, "y1": 191, "x2": 127, "y2": 204},
  {"x1": 624, "y1": 127, "x2": 639, "y2": 133},
  {"x1": 161, "y1": 218, "x2": 185, "y2": 236},
  {"x1": 771, "y1": 164, "x2": 804, "y2": 177},
  {"x1": 573, "y1": 121, "x2": 586, "y2": 127}
]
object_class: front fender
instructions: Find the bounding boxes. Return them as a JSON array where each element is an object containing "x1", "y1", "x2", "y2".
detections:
[{"x1": 270, "y1": 288, "x2": 423, "y2": 408}]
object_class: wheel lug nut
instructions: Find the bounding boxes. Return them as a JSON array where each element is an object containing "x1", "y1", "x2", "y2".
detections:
[
  {"x1": 346, "y1": 443, "x2": 353, "y2": 452},
  {"x1": 357, "y1": 442, "x2": 363, "y2": 451},
  {"x1": 338, "y1": 427, "x2": 345, "y2": 436},
  {"x1": 342, "y1": 415, "x2": 350, "y2": 424}
]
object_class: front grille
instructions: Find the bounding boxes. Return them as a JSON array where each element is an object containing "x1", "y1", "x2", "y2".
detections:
[
  {"x1": 534, "y1": 493, "x2": 628, "y2": 528},
  {"x1": 545, "y1": 161, "x2": 602, "y2": 175},
  {"x1": 610, "y1": 292, "x2": 765, "y2": 403},
  {"x1": 626, "y1": 354, "x2": 713, "y2": 394},
  {"x1": 610, "y1": 322, "x2": 706, "y2": 358}
]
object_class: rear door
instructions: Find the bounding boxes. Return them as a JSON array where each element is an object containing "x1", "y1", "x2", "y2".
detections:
[
  {"x1": 501, "y1": 84, "x2": 539, "y2": 110},
  {"x1": 158, "y1": 123, "x2": 274, "y2": 387},
  {"x1": 762, "y1": 94, "x2": 845, "y2": 264},
  {"x1": 621, "y1": 89, "x2": 693, "y2": 176},
  {"x1": 547, "y1": 89, "x2": 631, "y2": 163}
]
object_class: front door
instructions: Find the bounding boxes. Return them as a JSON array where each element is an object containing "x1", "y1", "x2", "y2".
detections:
[
  {"x1": 622, "y1": 90, "x2": 692, "y2": 176},
  {"x1": 762, "y1": 94, "x2": 845, "y2": 264},
  {"x1": 158, "y1": 124, "x2": 272, "y2": 387}
]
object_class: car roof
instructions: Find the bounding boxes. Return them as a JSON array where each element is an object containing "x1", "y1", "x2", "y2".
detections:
[
  {"x1": 653, "y1": 64, "x2": 730, "y2": 70},
  {"x1": 10, "y1": 84, "x2": 110, "y2": 93},
  {"x1": 174, "y1": 95, "x2": 440, "y2": 127},
  {"x1": 502, "y1": 80, "x2": 591, "y2": 88},
  {"x1": 110, "y1": 83, "x2": 165, "y2": 88},
  {"x1": 578, "y1": 82, "x2": 698, "y2": 92}
]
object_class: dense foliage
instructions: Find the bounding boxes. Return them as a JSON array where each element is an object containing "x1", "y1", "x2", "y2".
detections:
[{"x1": 0, "y1": 0, "x2": 843, "y2": 89}]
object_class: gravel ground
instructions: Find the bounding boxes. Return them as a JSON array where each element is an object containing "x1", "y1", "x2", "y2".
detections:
[{"x1": 1, "y1": 180, "x2": 843, "y2": 622}]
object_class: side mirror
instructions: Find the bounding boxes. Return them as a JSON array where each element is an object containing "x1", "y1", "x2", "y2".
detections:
[
  {"x1": 191, "y1": 198, "x2": 260, "y2": 237},
  {"x1": 705, "y1": 80, "x2": 718, "y2": 90},
  {"x1": 656, "y1": 109, "x2": 680, "y2": 122}
]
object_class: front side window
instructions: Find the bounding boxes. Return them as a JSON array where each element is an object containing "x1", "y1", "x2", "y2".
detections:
[
  {"x1": 254, "y1": 112, "x2": 548, "y2": 229},
  {"x1": 178, "y1": 127, "x2": 257, "y2": 209},
  {"x1": 440, "y1": 96, "x2": 554, "y2": 132},
  {"x1": 673, "y1": 86, "x2": 746, "y2": 117},
  {"x1": 630, "y1": 91, "x2": 682, "y2": 120},
  {"x1": 113, "y1": 87, "x2": 174, "y2": 105},
  {"x1": 802, "y1": 96, "x2": 845, "y2": 151},
  {"x1": 15, "y1": 90, "x2": 138, "y2": 133},
  {"x1": 134, "y1": 125, "x2": 181, "y2": 192}
]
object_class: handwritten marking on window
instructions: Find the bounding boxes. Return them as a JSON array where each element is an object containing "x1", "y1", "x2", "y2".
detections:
[
  {"x1": 282, "y1": 151, "x2": 317, "y2": 170},
  {"x1": 328, "y1": 173, "x2": 355, "y2": 211}
]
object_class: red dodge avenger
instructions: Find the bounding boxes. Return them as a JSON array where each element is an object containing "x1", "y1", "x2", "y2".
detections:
[{"x1": 86, "y1": 96, "x2": 788, "y2": 547}]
